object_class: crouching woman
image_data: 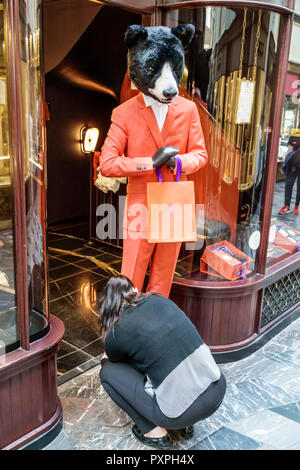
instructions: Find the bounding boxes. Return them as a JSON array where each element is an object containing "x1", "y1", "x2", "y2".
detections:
[{"x1": 98, "y1": 275, "x2": 226, "y2": 449}]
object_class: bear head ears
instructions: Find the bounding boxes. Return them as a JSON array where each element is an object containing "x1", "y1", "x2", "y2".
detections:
[
  {"x1": 171, "y1": 24, "x2": 195, "y2": 48},
  {"x1": 125, "y1": 25, "x2": 148, "y2": 49},
  {"x1": 125, "y1": 24, "x2": 195, "y2": 49}
]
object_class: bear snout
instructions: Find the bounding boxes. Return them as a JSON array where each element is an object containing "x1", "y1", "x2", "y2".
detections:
[
  {"x1": 148, "y1": 62, "x2": 179, "y2": 102},
  {"x1": 163, "y1": 88, "x2": 178, "y2": 99}
]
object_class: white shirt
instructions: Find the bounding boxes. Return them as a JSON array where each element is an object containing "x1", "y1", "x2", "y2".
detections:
[{"x1": 143, "y1": 93, "x2": 170, "y2": 132}]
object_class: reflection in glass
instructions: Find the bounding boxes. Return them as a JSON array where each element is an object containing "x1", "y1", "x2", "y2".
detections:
[
  {"x1": 0, "y1": 0, "x2": 18, "y2": 348},
  {"x1": 163, "y1": 7, "x2": 282, "y2": 281},
  {"x1": 159, "y1": 0, "x2": 288, "y2": 5},
  {"x1": 19, "y1": 0, "x2": 49, "y2": 334},
  {"x1": 268, "y1": 19, "x2": 300, "y2": 267}
]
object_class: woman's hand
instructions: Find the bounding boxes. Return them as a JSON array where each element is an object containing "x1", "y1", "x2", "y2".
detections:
[{"x1": 102, "y1": 351, "x2": 108, "y2": 359}]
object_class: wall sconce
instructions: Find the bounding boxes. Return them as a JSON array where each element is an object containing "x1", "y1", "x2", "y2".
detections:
[{"x1": 80, "y1": 126, "x2": 99, "y2": 153}]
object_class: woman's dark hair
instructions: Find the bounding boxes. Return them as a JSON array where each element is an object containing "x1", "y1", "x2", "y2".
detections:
[{"x1": 98, "y1": 275, "x2": 150, "y2": 337}]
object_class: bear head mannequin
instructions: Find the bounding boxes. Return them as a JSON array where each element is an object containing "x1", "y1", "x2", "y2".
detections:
[{"x1": 125, "y1": 24, "x2": 195, "y2": 104}]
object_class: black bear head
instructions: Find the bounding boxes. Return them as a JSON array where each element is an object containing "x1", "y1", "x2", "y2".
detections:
[{"x1": 125, "y1": 24, "x2": 195, "y2": 103}]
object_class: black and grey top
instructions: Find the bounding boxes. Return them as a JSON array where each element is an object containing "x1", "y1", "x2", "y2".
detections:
[{"x1": 105, "y1": 294, "x2": 221, "y2": 418}]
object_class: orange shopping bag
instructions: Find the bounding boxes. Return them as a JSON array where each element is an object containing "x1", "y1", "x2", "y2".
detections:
[{"x1": 147, "y1": 157, "x2": 197, "y2": 243}]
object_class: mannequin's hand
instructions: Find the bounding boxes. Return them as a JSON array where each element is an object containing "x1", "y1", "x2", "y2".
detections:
[
  {"x1": 152, "y1": 146, "x2": 178, "y2": 168},
  {"x1": 164, "y1": 156, "x2": 176, "y2": 169}
]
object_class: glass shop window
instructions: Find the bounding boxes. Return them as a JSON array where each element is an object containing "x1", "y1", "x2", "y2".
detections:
[
  {"x1": 267, "y1": 19, "x2": 300, "y2": 267},
  {"x1": 19, "y1": 0, "x2": 49, "y2": 337},
  {"x1": 0, "y1": 0, "x2": 48, "y2": 353},
  {"x1": 0, "y1": 1, "x2": 18, "y2": 350},
  {"x1": 163, "y1": 6, "x2": 283, "y2": 282},
  {"x1": 159, "y1": 0, "x2": 289, "y2": 6}
]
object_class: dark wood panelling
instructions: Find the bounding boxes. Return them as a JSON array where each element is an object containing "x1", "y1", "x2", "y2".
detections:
[
  {"x1": 170, "y1": 252, "x2": 300, "y2": 351},
  {"x1": 171, "y1": 287, "x2": 258, "y2": 350},
  {"x1": 0, "y1": 316, "x2": 64, "y2": 450}
]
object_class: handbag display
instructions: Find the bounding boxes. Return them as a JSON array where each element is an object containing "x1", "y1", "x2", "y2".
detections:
[{"x1": 147, "y1": 157, "x2": 196, "y2": 243}]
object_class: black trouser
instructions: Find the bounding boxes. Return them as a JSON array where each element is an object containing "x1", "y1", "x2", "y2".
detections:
[
  {"x1": 100, "y1": 360, "x2": 226, "y2": 434},
  {"x1": 285, "y1": 168, "x2": 300, "y2": 207}
]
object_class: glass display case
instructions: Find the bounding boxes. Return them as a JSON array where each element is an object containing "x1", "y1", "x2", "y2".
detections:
[
  {"x1": 158, "y1": 0, "x2": 290, "y2": 6},
  {"x1": 0, "y1": 0, "x2": 64, "y2": 450},
  {"x1": 162, "y1": 5, "x2": 284, "y2": 283},
  {"x1": 267, "y1": 16, "x2": 300, "y2": 267},
  {"x1": 0, "y1": 0, "x2": 48, "y2": 353},
  {"x1": 149, "y1": 1, "x2": 299, "y2": 353}
]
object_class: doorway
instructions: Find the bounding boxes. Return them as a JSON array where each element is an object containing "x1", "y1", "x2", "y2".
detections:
[{"x1": 44, "y1": 2, "x2": 142, "y2": 383}]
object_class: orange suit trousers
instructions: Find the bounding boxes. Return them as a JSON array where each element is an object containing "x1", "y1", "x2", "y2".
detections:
[{"x1": 121, "y1": 235, "x2": 181, "y2": 298}]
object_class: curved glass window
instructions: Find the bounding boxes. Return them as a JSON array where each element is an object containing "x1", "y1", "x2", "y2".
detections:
[
  {"x1": 0, "y1": 0, "x2": 48, "y2": 353},
  {"x1": 20, "y1": 0, "x2": 49, "y2": 340},
  {"x1": 159, "y1": 0, "x2": 289, "y2": 6},
  {"x1": 162, "y1": 6, "x2": 283, "y2": 282},
  {"x1": 267, "y1": 18, "x2": 300, "y2": 267},
  {"x1": 0, "y1": 1, "x2": 17, "y2": 350}
]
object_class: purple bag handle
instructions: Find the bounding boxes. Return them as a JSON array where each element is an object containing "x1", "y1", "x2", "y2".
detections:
[{"x1": 155, "y1": 156, "x2": 182, "y2": 182}]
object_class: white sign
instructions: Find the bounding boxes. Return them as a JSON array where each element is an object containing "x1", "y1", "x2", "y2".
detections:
[
  {"x1": 236, "y1": 80, "x2": 255, "y2": 124},
  {"x1": 0, "y1": 80, "x2": 6, "y2": 105}
]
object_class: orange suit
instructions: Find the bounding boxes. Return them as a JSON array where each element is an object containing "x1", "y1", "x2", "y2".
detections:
[{"x1": 100, "y1": 92, "x2": 208, "y2": 297}]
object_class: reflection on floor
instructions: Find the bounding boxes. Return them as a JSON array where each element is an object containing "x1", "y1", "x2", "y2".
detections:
[
  {"x1": 44, "y1": 312, "x2": 300, "y2": 450},
  {"x1": 48, "y1": 231, "x2": 122, "y2": 384}
]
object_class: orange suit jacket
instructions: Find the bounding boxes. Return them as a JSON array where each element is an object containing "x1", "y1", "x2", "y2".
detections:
[{"x1": 100, "y1": 92, "x2": 208, "y2": 236}]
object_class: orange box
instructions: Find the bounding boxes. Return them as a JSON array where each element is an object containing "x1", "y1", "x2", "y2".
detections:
[
  {"x1": 200, "y1": 259, "x2": 226, "y2": 279},
  {"x1": 273, "y1": 223, "x2": 300, "y2": 254},
  {"x1": 200, "y1": 240, "x2": 253, "y2": 281}
]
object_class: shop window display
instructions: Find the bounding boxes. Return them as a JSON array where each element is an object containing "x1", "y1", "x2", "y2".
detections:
[
  {"x1": 163, "y1": 6, "x2": 283, "y2": 281},
  {"x1": 0, "y1": 1, "x2": 17, "y2": 349},
  {"x1": 159, "y1": 0, "x2": 289, "y2": 5},
  {"x1": 0, "y1": 0, "x2": 48, "y2": 352},
  {"x1": 267, "y1": 18, "x2": 300, "y2": 267}
]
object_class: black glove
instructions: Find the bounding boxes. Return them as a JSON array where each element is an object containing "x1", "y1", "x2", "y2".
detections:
[
  {"x1": 164, "y1": 156, "x2": 176, "y2": 169},
  {"x1": 152, "y1": 146, "x2": 178, "y2": 168}
]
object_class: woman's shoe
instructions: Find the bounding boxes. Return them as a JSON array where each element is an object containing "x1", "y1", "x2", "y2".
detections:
[
  {"x1": 278, "y1": 205, "x2": 290, "y2": 214},
  {"x1": 294, "y1": 205, "x2": 299, "y2": 215},
  {"x1": 180, "y1": 425, "x2": 194, "y2": 440},
  {"x1": 132, "y1": 424, "x2": 174, "y2": 450}
]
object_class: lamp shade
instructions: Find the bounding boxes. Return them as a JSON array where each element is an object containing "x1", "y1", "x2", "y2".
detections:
[{"x1": 80, "y1": 126, "x2": 99, "y2": 153}]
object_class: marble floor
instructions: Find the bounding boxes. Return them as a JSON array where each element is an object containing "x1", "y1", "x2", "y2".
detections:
[
  {"x1": 48, "y1": 230, "x2": 122, "y2": 384},
  {"x1": 44, "y1": 313, "x2": 300, "y2": 450}
]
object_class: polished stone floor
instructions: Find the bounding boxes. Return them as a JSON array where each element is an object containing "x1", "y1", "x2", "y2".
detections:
[
  {"x1": 47, "y1": 230, "x2": 121, "y2": 384},
  {"x1": 43, "y1": 179, "x2": 300, "y2": 450},
  {"x1": 44, "y1": 314, "x2": 300, "y2": 450}
]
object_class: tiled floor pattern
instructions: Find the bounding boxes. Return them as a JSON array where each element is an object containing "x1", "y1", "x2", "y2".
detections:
[
  {"x1": 44, "y1": 314, "x2": 300, "y2": 450},
  {"x1": 47, "y1": 231, "x2": 122, "y2": 384}
]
